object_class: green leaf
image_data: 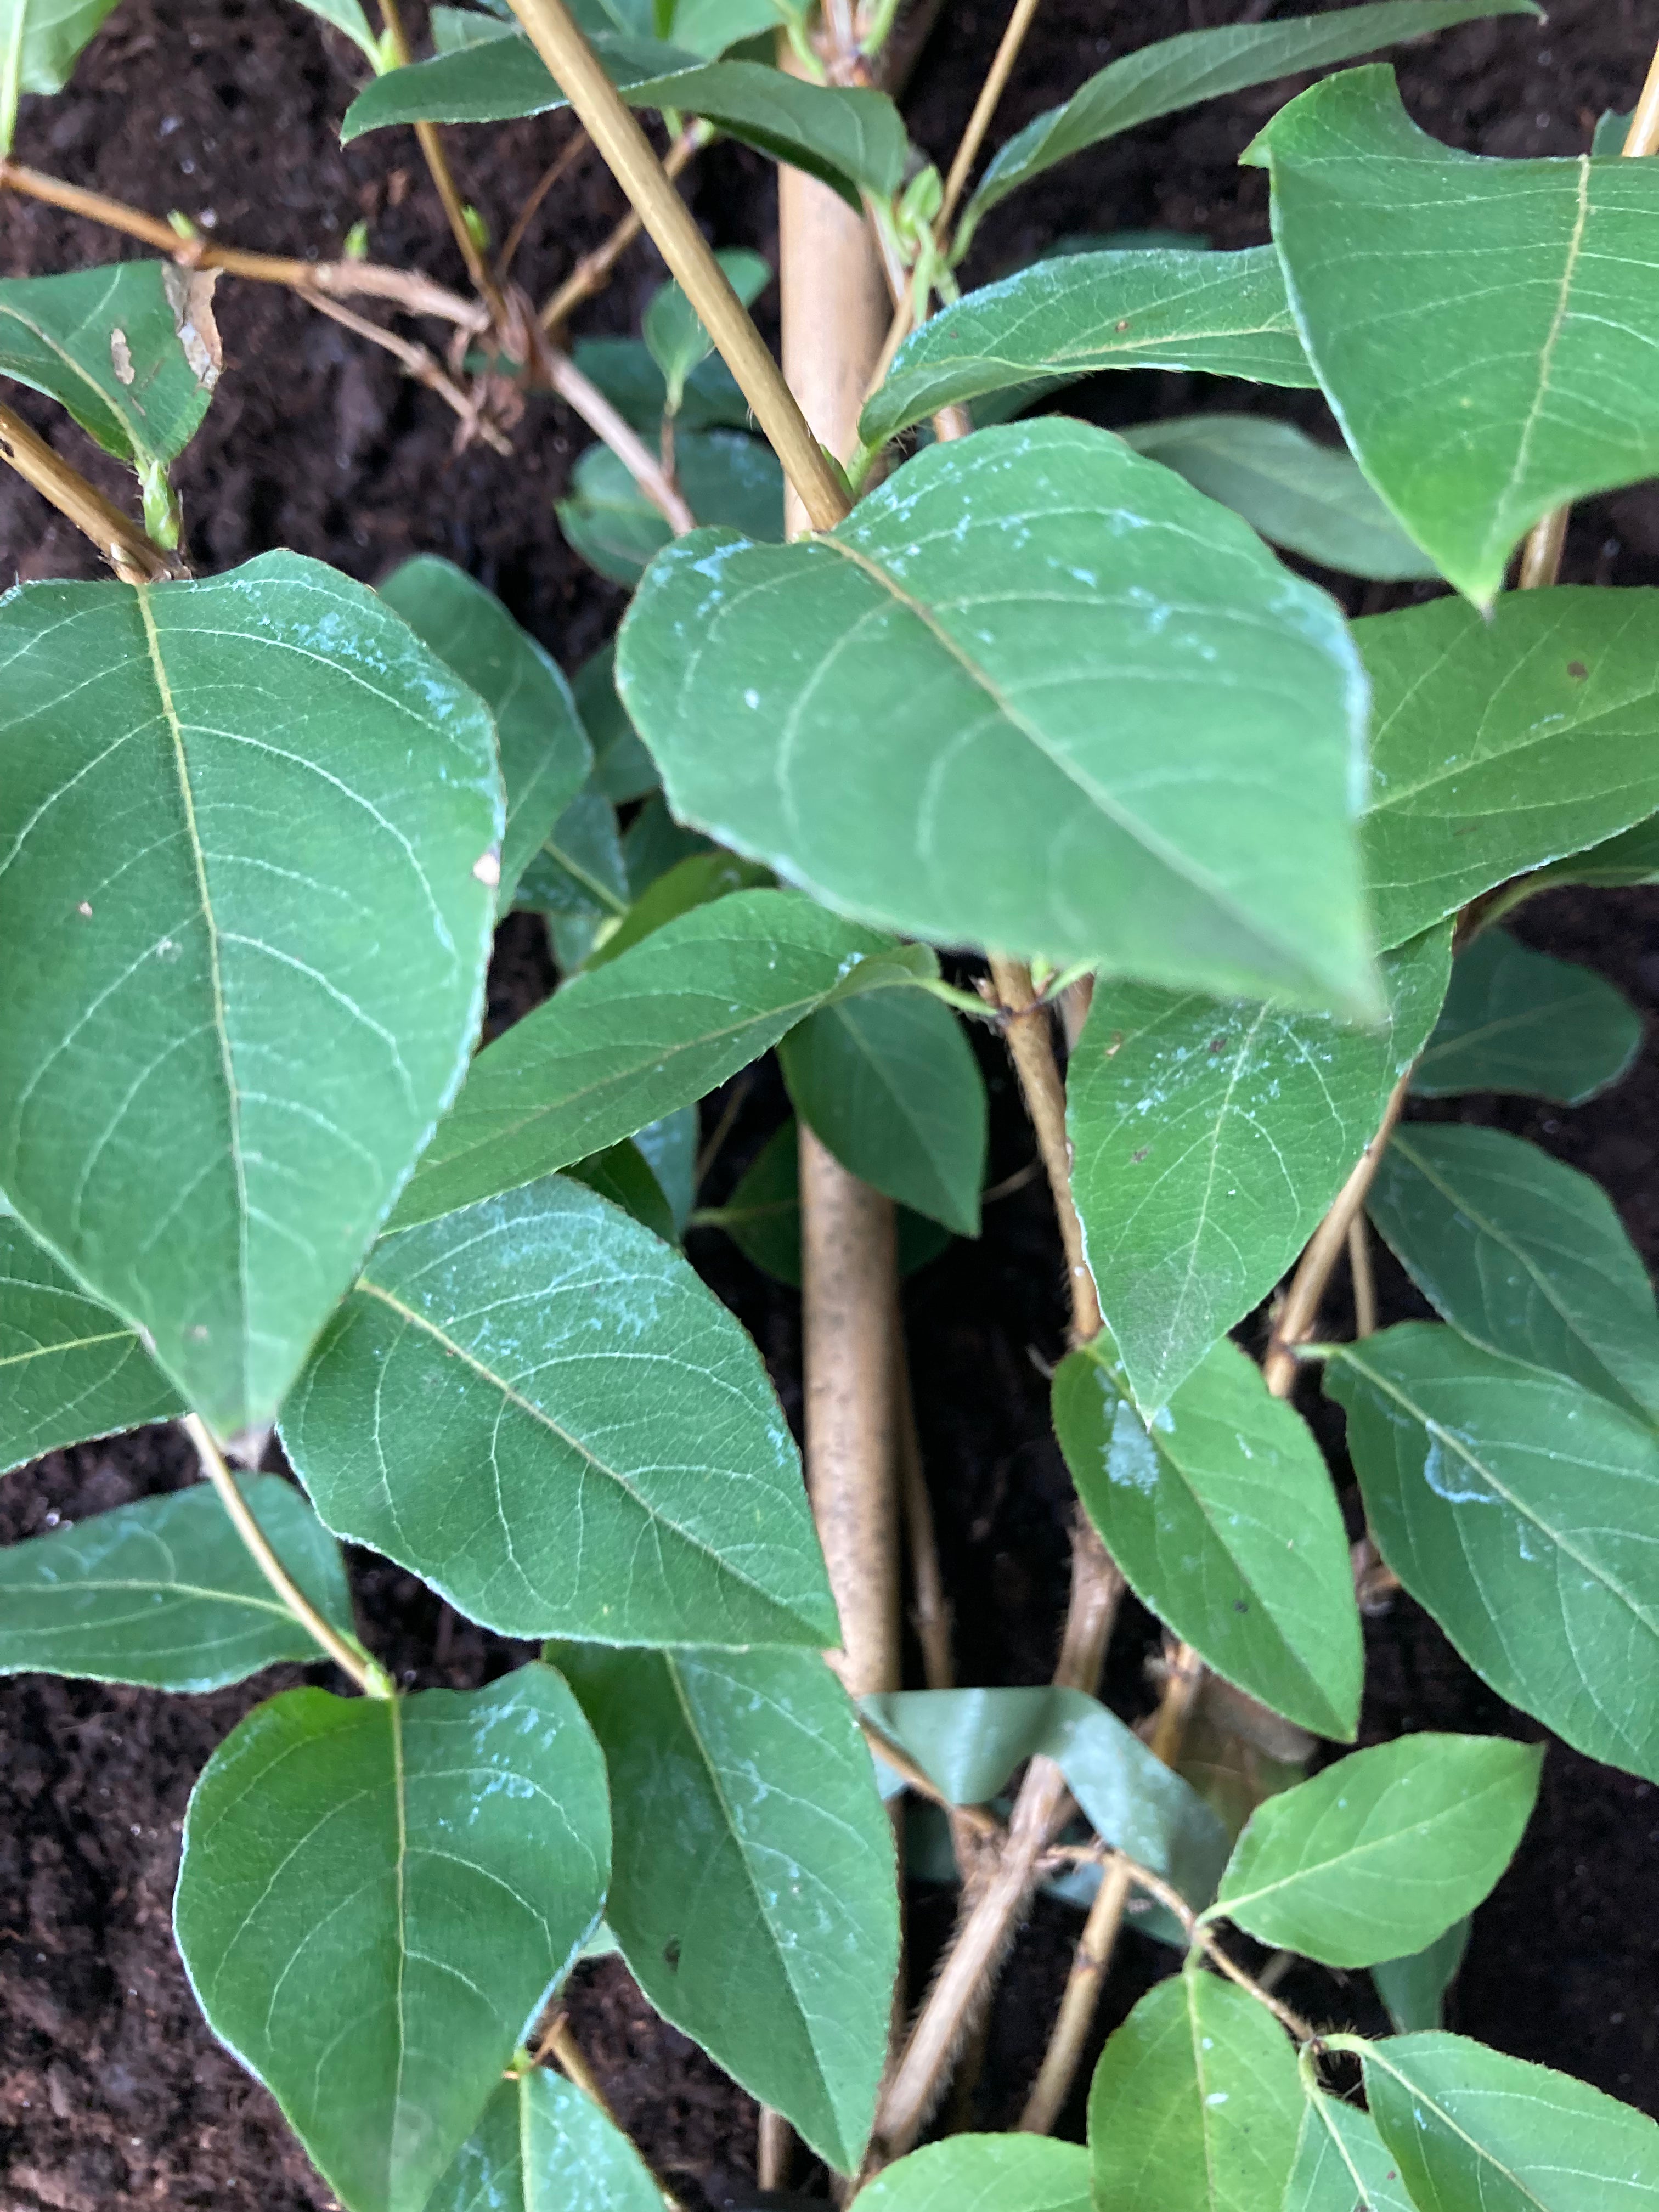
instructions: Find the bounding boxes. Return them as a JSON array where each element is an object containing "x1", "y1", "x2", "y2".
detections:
[
  {"x1": 428, "y1": 2067, "x2": 663, "y2": 2212},
  {"x1": 341, "y1": 40, "x2": 908, "y2": 204},
  {"x1": 431, "y1": 3, "x2": 516, "y2": 52},
  {"x1": 0, "y1": 0, "x2": 120, "y2": 143},
  {"x1": 1370, "y1": 1915, "x2": 1470, "y2": 2033},
  {"x1": 1211, "y1": 1733, "x2": 1540, "y2": 1967},
  {"x1": 856, "y1": 2136, "x2": 1091, "y2": 2212},
  {"x1": 290, "y1": 0, "x2": 383, "y2": 69},
  {"x1": 1368, "y1": 1124, "x2": 1659, "y2": 1420},
  {"x1": 515, "y1": 785, "x2": 631, "y2": 964},
  {"x1": 0, "y1": 1215, "x2": 181, "y2": 1473},
  {"x1": 1247, "y1": 64, "x2": 1659, "y2": 605},
  {"x1": 574, "y1": 639, "x2": 661, "y2": 802},
  {"x1": 0, "y1": 554, "x2": 499, "y2": 1437},
  {"x1": 780, "y1": 989, "x2": 986, "y2": 1237},
  {"x1": 558, "y1": 429, "x2": 782, "y2": 586},
  {"x1": 1329, "y1": 1324, "x2": 1659, "y2": 1784},
  {"x1": 624, "y1": 792, "x2": 712, "y2": 892},
  {"x1": 1087, "y1": 1967, "x2": 1304, "y2": 2212},
  {"x1": 644, "y1": 245, "x2": 769, "y2": 415},
  {"x1": 860, "y1": 250, "x2": 1314, "y2": 449},
  {"x1": 1515, "y1": 812, "x2": 1659, "y2": 898},
  {"x1": 667, "y1": 0, "x2": 804, "y2": 59},
  {"x1": 1054, "y1": 1334, "x2": 1361, "y2": 1739},
  {"x1": 378, "y1": 557, "x2": 590, "y2": 914},
  {"x1": 1284, "y1": 2092, "x2": 1417, "y2": 2212},
  {"x1": 955, "y1": 2, "x2": 1536, "y2": 260},
  {"x1": 1594, "y1": 107, "x2": 1633, "y2": 157},
  {"x1": 569, "y1": 335, "x2": 752, "y2": 439},
  {"x1": 584, "y1": 850, "x2": 773, "y2": 973},
  {"x1": 1358, "y1": 2033, "x2": 1659, "y2": 2210},
  {"x1": 557, "y1": 1643, "x2": 898, "y2": 2172},
  {"x1": 1120, "y1": 414, "x2": 1435, "y2": 579},
  {"x1": 1067, "y1": 926, "x2": 1450, "y2": 1414},
  {"x1": 1357, "y1": 589, "x2": 1659, "y2": 947},
  {"x1": 632, "y1": 1104, "x2": 696, "y2": 1230},
  {"x1": 563, "y1": 1137, "x2": 679, "y2": 1242},
  {"x1": 618, "y1": 419, "x2": 1378, "y2": 1015},
  {"x1": 864, "y1": 1684, "x2": 1231, "y2": 1913},
  {"x1": 0, "y1": 1473, "x2": 354, "y2": 1690},
  {"x1": 1411, "y1": 930, "x2": 1642, "y2": 1105},
  {"x1": 390, "y1": 889, "x2": 934, "y2": 1229},
  {"x1": 283, "y1": 1175, "x2": 836, "y2": 1646},
  {"x1": 696, "y1": 1116, "x2": 952, "y2": 1286},
  {"x1": 173, "y1": 1665, "x2": 611, "y2": 2212},
  {"x1": 0, "y1": 262, "x2": 219, "y2": 499}
]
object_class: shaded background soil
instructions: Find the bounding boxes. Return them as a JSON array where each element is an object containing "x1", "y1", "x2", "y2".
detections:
[{"x1": 4, "y1": 1, "x2": 1659, "y2": 2205}]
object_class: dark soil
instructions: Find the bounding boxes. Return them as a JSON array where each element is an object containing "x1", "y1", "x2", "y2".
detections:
[{"x1": 4, "y1": 1, "x2": 1659, "y2": 2205}]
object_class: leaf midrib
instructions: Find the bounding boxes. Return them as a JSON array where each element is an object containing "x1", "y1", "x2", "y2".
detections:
[{"x1": 1218, "y1": 1771, "x2": 1514, "y2": 1923}]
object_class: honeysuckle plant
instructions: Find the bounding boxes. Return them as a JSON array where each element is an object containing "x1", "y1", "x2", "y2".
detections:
[{"x1": 2, "y1": 1, "x2": 1659, "y2": 2208}]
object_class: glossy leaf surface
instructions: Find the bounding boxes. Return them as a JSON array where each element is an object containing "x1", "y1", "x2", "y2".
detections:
[
  {"x1": 0, "y1": 1216, "x2": 180, "y2": 1472},
  {"x1": 619, "y1": 420, "x2": 1376, "y2": 1014},
  {"x1": 1213, "y1": 1733, "x2": 1540, "y2": 1966},
  {"x1": 956, "y1": 2, "x2": 1536, "y2": 256},
  {"x1": 558, "y1": 1643, "x2": 897, "y2": 2171},
  {"x1": 585, "y1": 850, "x2": 772, "y2": 972},
  {"x1": 342, "y1": 40, "x2": 907, "y2": 201},
  {"x1": 864, "y1": 1684, "x2": 1230, "y2": 1912},
  {"x1": 173, "y1": 1667, "x2": 610, "y2": 2212},
  {"x1": 857, "y1": 2137, "x2": 1091, "y2": 2212},
  {"x1": 0, "y1": 554, "x2": 499, "y2": 1435},
  {"x1": 780, "y1": 989, "x2": 986, "y2": 1237},
  {"x1": 0, "y1": 261, "x2": 219, "y2": 483},
  {"x1": 860, "y1": 250, "x2": 1314, "y2": 448},
  {"x1": 1054, "y1": 1333, "x2": 1361, "y2": 1738},
  {"x1": 1358, "y1": 589, "x2": 1659, "y2": 946},
  {"x1": 1330, "y1": 1325, "x2": 1659, "y2": 1782},
  {"x1": 644, "y1": 246, "x2": 769, "y2": 413},
  {"x1": 291, "y1": 0, "x2": 383, "y2": 66},
  {"x1": 393, "y1": 890, "x2": 932, "y2": 1227},
  {"x1": 1369, "y1": 1123, "x2": 1659, "y2": 1419},
  {"x1": 1412, "y1": 930, "x2": 1642, "y2": 1105},
  {"x1": 1087, "y1": 1968, "x2": 1303, "y2": 2212},
  {"x1": 1120, "y1": 414, "x2": 1435, "y2": 578},
  {"x1": 284, "y1": 1175, "x2": 834, "y2": 1646},
  {"x1": 427, "y1": 2067, "x2": 661, "y2": 2212},
  {"x1": 1067, "y1": 926, "x2": 1449, "y2": 1413},
  {"x1": 0, "y1": 1474, "x2": 353, "y2": 1689},
  {"x1": 1250, "y1": 65, "x2": 1659, "y2": 603},
  {"x1": 379, "y1": 556, "x2": 589, "y2": 912},
  {"x1": 1, "y1": 0, "x2": 121, "y2": 110},
  {"x1": 1361, "y1": 2034, "x2": 1659, "y2": 2211},
  {"x1": 1284, "y1": 2093, "x2": 1416, "y2": 2212},
  {"x1": 514, "y1": 787, "x2": 631, "y2": 969}
]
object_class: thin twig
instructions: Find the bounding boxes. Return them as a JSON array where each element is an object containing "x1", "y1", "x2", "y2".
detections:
[
  {"x1": 499, "y1": 122, "x2": 590, "y2": 281},
  {"x1": 538, "y1": 127, "x2": 703, "y2": 335},
  {"x1": 304, "y1": 293, "x2": 512, "y2": 452},
  {"x1": 937, "y1": 0, "x2": 1043, "y2": 238},
  {"x1": 1016, "y1": 1640, "x2": 1202, "y2": 2132},
  {"x1": 376, "y1": 0, "x2": 510, "y2": 325},
  {"x1": 1262, "y1": 1071, "x2": 1409, "y2": 1397},
  {"x1": 757, "y1": 2108, "x2": 792, "y2": 2192},
  {"x1": 507, "y1": 0, "x2": 849, "y2": 527},
  {"x1": 0, "y1": 397, "x2": 176, "y2": 582},
  {"x1": 896, "y1": 1339, "x2": 953, "y2": 1694},
  {"x1": 1090, "y1": 1848, "x2": 1319, "y2": 2044},
  {"x1": 0, "y1": 158, "x2": 486, "y2": 326},
  {"x1": 183, "y1": 1415, "x2": 385, "y2": 1695},
  {"x1": 540, "y1": 342, "x2": 696, "y2": 528},
  {"x1": 986, "y1": 957, "x2": 1101, "y2": 1343},
  {"x1": 1347, "y1": 1214, "x2": 1378, "y2": 1340}
]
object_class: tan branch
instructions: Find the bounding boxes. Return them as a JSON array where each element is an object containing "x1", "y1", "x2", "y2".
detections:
[
  {"x1": 540, "y1": 342, "x2": 696, "y2": 529},
  {"x1": 376, "y1": 0, "x2": 509, "y2": 324},
  {"x1": 0, "y1": 397, "x2": 176, "y2": 582},
  {"x1": 538, "y1": 127, "x2": 702, "y2": 336},
  {"x1": 304, "y1": 293, "x2": 512, "y2": 453}
]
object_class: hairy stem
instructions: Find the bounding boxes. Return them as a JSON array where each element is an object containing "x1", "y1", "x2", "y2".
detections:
[
  {"x1": 506, "y1": 0, "x2": 849, "y2": 527},
  {"x1": 986, "y1": 956, "x2": 1101, "y2": 1343},
  {"x1": 182, "y1": 1415, "x2": 386, "y2": 1696},
  {"x1": 0, "y1": 398, "x2": 176, "y2": 581}
]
